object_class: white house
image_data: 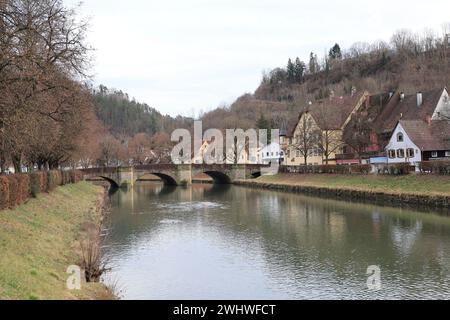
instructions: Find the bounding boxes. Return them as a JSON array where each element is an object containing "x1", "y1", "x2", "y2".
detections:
[
  {"x1": 385, "y1": 121, "x2": 422, "y2": 165},
  {"x1": 260, "y1": 142, "x2": 283, "y2": 165},
  {"x1": 386, "y1": 120, "x2": 450, "y2": 165}
]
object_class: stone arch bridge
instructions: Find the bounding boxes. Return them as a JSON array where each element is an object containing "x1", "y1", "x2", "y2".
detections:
[{"x1": 81, "y1": 164, "x2": 268, "y2": 188}]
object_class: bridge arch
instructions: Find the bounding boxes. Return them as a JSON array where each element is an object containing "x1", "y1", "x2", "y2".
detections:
[
  {"x1": 98, "y1": 176, "x2": 120, "y2": 189},
  {"x1": 202, "y1": 171, "x2": 232, "y2": 184},
  {"x1": 136, "y1": 172, "x2": 178, "y2": 186}
]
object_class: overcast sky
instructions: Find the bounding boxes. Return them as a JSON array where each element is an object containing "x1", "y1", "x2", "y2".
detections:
[{"x1": 69, "y1": 0, "x2": 450, "y2": 117}]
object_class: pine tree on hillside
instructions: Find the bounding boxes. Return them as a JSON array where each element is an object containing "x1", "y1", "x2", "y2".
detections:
[
  {"x1": 309, "y1": 52, "x2": 319, "y2": 74},
  {"x1": 287, "y1": 58, "x2": 295, "y2": 83},
  {"x1": 329, "y1": 43, "x2": 342, "y2": 60},
  {"x1": 294, "y1": 58, "x2": 306, "y2": 83},
  {"x1": 256, "y1": 114, "x2": 272, "y2": 143}
]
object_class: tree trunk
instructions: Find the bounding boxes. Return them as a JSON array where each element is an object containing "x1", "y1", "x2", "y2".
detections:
[{"x1": 12, "y1": 155, "x2": 21, "y2": 173}]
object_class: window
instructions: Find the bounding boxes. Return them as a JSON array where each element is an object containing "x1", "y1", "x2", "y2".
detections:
[
  {"x1": 397, "y1": 149, "x2": 405, "y2": 158},
  {"x1": 280, "y1": 152, "x2": 284, "y2": 156},
  {"x1": 296, "y1": 150, "x2": 300, "y2": 157},
  {"x1": 397, "y1": 133, "x2": 404, "y2": 142},
  {"x1": 407, "y1": 148, "x2": 415, "y2": 158},
  {"x1": 266, "y1": 152, "x2": 269, "y2": 156},
  {"x1": 431, "y1": 151, "x2": 438, "y2": 158},
  {"x1": 446, "y1": 151, "x2": 450, "y2": 157},
  {"x1": 388, "y1": 150, "x2": 396, "y2": 159}
]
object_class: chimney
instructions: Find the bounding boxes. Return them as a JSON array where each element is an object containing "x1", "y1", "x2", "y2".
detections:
[
  {"x1": 389, "y1": 91, "x2": 394, "y2": 99},
  {"x1": 400, "y1": 92, "x2": 405, "y2": 101},
  {"x1": 417, "y1": 92, "x2": 423, "y2": 107}
]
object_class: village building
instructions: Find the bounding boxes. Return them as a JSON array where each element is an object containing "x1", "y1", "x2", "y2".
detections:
[
  {"x1": 374, "y1": 88, "x2": 450, "y2": 147},
  {"x1": 260, "y1": 142, "x2": 284, "y2": 165},
  {"x1": 283, "y1": 91, "x2": 369, "y2": 166},
  {"x1": 377, "y1": 87, "x2": 450, "y2": 165},
  {"x1": 192, "y1": 140, "x2": 259, "y2": 164},
  {"x1": 386, "y1": 120, "x2": 450, "y2": 165}
]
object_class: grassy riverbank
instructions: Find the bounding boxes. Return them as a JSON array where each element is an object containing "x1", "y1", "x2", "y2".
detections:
[
  {"x1": 255, "y1": 174, "x2": 450, "y2": 196},
  {"x1": 236, "y1": 174, "x2": 450, "y2": 209},
  {"x1": 0, "y1": 182, "x2": 112, "y2": 300}
]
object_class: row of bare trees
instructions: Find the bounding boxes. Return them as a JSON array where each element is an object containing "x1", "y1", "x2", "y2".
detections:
[{"x1": 0, "y1": 0, "x2": 98, "y2": 173}]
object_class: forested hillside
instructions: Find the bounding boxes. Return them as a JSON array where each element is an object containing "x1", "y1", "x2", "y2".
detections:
[
  {"x1": 93, "y1": 85, "x2": 192, "y2": 137},
  {"x1": 201, "y1": 27, "x2": 450, "y2": 131}
]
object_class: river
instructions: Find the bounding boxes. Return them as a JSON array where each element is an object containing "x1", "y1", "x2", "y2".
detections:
[{"x1": 101, "y1": 183, "x2": 450, "y2": 300}]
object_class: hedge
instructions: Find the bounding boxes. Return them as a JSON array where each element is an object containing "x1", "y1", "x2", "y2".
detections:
[
  {"x1": 419, "y1": 161, "x2": 450, "y2": 175},
  {"x1": 0, "y1": 170, "x2": 83, "y2": 211},
  {"x1": 280, "y1": 163, "x2": 419, "y2": 176},
  {"x1": 280, "y1": 164, "x2": 372, "y2": 175}
]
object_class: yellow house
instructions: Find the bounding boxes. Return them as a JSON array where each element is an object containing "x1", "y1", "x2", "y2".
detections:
[{"x1": 283, "y1": 91, "x2": 369, "y2": 166}]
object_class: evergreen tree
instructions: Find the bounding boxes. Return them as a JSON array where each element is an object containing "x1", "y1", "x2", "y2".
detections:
[
  {"x1": 286, "y1": 58, "x2": 295, "y2": 83},
  {"x1": 256, "y1": 114, "x2": 272, "y2": 143},
  {"x1": 329, "y1": 43, "x2": 342, "y2": 60},
  {"x1": 309, "y1": 52, "x2": 319, "y2": 74},
  {"x1": 294, "y1": 57, "x2": 306, "y2": 83}
]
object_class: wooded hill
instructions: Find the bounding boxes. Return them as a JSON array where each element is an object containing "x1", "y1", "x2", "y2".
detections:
[
  {"x1": 201, "y1": 27, "x2": 450, "y2": 132},
  {"x1": 93, "y1": 85, "x2": 192, "y2": 137}
]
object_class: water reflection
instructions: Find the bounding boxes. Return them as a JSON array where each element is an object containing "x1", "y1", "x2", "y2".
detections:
[{"x1": 102, "y1": 183, "x2": 450, "y2": 300}]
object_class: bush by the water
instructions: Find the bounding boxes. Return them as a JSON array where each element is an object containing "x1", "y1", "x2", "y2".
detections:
[
  {"x1": 0, "y1": 170, "x2": 83, "y2": 210},
  {"x1": 280, "y1": 164, "x2": 371, "y2": 175},
  {"x1": 419, "y1": 161, "x2": 450, "y2": 174}
]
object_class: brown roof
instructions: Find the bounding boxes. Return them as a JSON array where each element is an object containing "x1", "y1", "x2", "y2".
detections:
[
  {"x1": 399, "y1": 120, "x2": 450, "y2": 151},
  {"x1": 375, "y1": 88, "x2": 446, "y2": 133},
  {"x1": 287, "y1": 92, "x2": 367, "y2": 136}
]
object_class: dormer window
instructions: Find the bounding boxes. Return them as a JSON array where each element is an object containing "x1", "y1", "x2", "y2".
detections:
[{"x1": 397, "y1": 133, "x2": 404, "y2": 142}]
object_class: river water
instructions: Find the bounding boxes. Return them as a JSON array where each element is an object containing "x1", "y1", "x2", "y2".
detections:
[{"x1": 102, "y1": 183, "x2": 450, "y2": 300}]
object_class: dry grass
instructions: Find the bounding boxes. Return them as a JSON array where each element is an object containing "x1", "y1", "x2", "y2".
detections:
[
  {"x1": 0, "y1": 182, "x2": 112, "y2": 300},
  {"x1": 256, "y1": 174, "x2": 450, "y2": 197}
]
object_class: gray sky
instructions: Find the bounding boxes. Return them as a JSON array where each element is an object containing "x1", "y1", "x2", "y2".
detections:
[{"x1": 70, "y1": 0, "x2": 450, "y2": 117}]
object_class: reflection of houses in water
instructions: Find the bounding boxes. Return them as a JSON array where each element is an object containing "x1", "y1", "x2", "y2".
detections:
[
  {"x1": 391, "y1": 221, "x2": 423, "y2": 256},
  {"x1": 328, "y1": 213, "x2": 347, "y2": 240},
  {"x1": 371, "y1": 211, "x2": 382, "y2": 240}
]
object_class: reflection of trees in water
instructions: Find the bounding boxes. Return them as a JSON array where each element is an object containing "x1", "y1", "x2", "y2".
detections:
[
  {"x1": 225, "y1": 188, "x2": 450, "y2": 295},
  {"x1": 105, "y1": 184, "x2": 450, "y2": 297}
]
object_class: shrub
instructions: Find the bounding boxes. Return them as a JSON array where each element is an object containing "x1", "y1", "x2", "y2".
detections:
[
  {"x1": 54, "y1": 170, "x2": 63, "y2": 186},
  {"x1": 0, "y1": 176, "x2": 10, "y2": 210},
  {"x1": 62, "y1": 171, "x2": 71, "y2": 185},
  {"x1": 46, "y1": 171, "x2": 62, "y2": 191},
  {"x1": 0, "y1": 169, "x2": 84, "y2": 212},
  {"x1": 281, "y1": 164, "x2": 371, "y2": 175},
  {"x1": 6, "y1": 175, "x2": 19, "y2": 208},
  {"x1": 419, "y1": 161, "x2": 450, "y2": 174},
  {"x1": 16, "y1": 174, "x2": 30, "y2": 203},
  {"x1": 30, "y1": 172, "x2": 43, "y2": 197}
]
